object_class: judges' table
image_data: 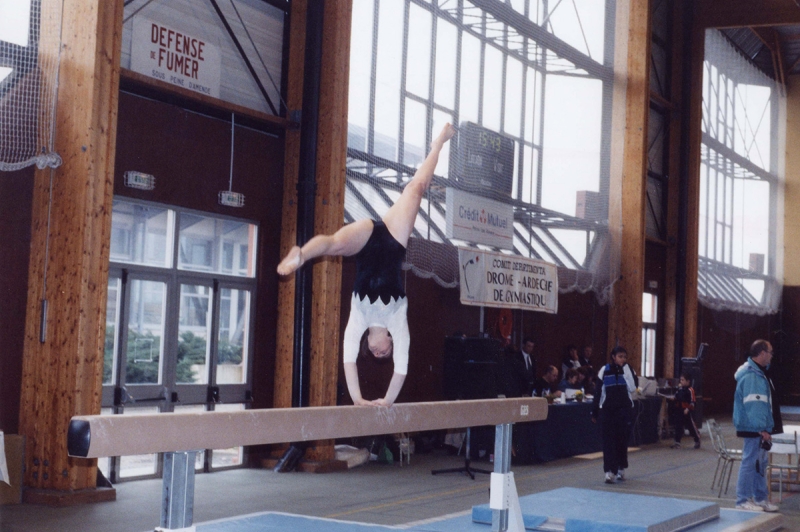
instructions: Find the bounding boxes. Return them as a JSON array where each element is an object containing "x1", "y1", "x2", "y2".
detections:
[{"x1": 512, "y1": 397, "x2": 662, "y2": 464}]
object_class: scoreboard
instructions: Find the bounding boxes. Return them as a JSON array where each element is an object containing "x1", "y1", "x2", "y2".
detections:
[{"x1": 455, "y1": 122, "x2": 515, "y2": 198}]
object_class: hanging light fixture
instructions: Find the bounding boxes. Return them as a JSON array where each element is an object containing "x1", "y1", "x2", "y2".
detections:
[
  {"x1": 218, "y1": 113, "x2": 245, "y2": 207},
  {"x1": 123, "y1": 170, "x2": 155, "y2": 190}
]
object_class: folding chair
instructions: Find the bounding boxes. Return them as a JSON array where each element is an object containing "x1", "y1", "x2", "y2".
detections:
[{"x1": 707, "y1": 419, "x2": 742, "y2": 497}]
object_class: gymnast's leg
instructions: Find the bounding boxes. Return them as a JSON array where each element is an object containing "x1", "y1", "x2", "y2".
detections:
[
  {"x1": 382, "y1": 123, "x2": 455, "y2": 247},
  {"x1": 277, "y1": 218, "x2": 374, "y2": 276}
]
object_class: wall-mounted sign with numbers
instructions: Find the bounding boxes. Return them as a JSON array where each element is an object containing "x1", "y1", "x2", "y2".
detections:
[{"x1": 455, "y1": 122, "x2": 515, "y2": 199}]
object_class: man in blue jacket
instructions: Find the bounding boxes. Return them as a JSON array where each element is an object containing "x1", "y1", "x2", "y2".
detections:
[{"x1": 733, "y1": 340, "x2": 779, "y2": 512}]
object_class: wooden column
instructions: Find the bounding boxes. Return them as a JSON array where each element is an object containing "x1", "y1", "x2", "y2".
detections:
[
  {"x1": 303, "y1": 0, "x2": 352, "y2": 463},
  {"x1": 784, "y1": 72, "x2": 800, "y2": 287},
  {"x1": 607, "y1": 0, "x2": 651, "y2": 371},
  {"x1": 18, "y1": 0, "x2": 123, "y2": 501},
  {"x1": 661, "y1": 0, "x2": 688, "y2": 378},
  {"x1": 679, "y1": 20, "x2": 707, "y2": 365},
  {"x1": 273, "y1": 0, "x2": 352, "y2": 466},
  {"x1": 274, "y1": 0, "x2": 308, "y2": 411}
]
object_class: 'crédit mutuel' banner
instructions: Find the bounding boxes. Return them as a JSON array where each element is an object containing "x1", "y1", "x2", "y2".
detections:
[{"x1": 458, "y1": 248, "x2": 558, "y2": 314}]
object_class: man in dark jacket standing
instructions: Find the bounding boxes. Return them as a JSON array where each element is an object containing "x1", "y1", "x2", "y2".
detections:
[
  {"x1": 517, "y1": 337, "x2": 537, "y2": 396},
  {"x1": 733, "y1": 340, "x2": 779, "y2": 512}
]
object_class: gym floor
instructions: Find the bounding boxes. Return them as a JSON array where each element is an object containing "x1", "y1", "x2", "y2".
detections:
[{"x1": 2, "y1": 417, "x2": 798, "y2": 532}]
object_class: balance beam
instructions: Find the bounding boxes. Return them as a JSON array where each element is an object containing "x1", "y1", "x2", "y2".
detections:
[{"x1": 68, "y1": 397, "x2": 547, "y2": 459}]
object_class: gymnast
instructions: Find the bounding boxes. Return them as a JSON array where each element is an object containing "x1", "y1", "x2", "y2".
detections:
[{"x1": 277, "y1": 123, "x2": 456, "y2": 407}]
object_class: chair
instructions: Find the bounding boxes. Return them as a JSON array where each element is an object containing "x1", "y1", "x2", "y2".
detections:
[
  {"x1": 706, "y1": 419, "x2": 742, "y2": 497},
  {"x1": 767, "y1": 431, "x2": 800, "y2": 503},
  {"x1": 705, "y1": 419, "x2": 724, "y2": 491}
]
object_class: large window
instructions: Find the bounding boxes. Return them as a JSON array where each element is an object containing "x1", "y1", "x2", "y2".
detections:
[
  {"x1": 698, "y1": 30, "x2": 783, "y2": 315},
  {"x1": 102, "y1": 198, "x2": 257, "y2": 481},
  {"x1": 346, "y1": 0, "x2": 617, "y2": 299},
  {"x1": 641, "y1": 292, "x2": 658, "y2": 378}
]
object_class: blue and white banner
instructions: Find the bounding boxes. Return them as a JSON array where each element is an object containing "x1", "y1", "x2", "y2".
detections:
[
  {"x1": 458, "y1": 248, "x2": 558, "y2": 314},
  {"x1": 446, "y1": 188, "x2": 514, "y2": 250}
]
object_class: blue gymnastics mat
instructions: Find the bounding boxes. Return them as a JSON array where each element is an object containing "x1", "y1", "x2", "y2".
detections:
[
  {"x1": 193, "y1": 504, "x2": 781, "y2": 532},
  {"x1": 471, "y1": 487, "x2": 718, "y2": 532},
  {"x1": 196, "y1": 511, "x2": 405, "y2": 531},
  {"x1": 409, "y1": 508, "x2": 780, "y2": 532}
]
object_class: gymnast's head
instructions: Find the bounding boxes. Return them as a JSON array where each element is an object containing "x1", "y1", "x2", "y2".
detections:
[{"x1": 367, "y1": 327, "x2": 393, "y2": 359}]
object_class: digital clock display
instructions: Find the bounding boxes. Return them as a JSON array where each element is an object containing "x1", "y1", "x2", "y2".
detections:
[{"x1": 456, "y1": 122, "x2": 515, "y2": 198}]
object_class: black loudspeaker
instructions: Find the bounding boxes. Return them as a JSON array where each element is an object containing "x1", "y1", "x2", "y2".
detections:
[{"x1": 442, "y1": 336, "x2": 500, "y2": 400}]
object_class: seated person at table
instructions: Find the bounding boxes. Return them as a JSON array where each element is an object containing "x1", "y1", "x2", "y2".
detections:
[
  {"x1": 558, "y1": 368, "x2": 583, "y2": 397},
  {"x1": 533, "y1": 365, "x2": 562, "y2": 398},
  {"x1": 578, "y1": 365, "x2": 595, "y2": 394},
  {"x1": 669, "y1": 372, "x2": 701, "y2": 449},
  {"x1": 561, "y1": 345, "x2": 583, "y2": 377}
]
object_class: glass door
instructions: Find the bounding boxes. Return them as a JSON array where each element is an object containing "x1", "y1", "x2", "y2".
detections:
[{"x1": 101, "y1": 199, "x2": 258, "y2": 480}]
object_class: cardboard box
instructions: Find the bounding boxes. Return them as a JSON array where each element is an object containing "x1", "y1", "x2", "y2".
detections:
[{"x1": 0, "y1": 434, "x2": 24, "y2": 505}]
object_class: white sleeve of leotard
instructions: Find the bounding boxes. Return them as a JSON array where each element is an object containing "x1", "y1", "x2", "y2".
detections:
[
  {"x1": 342, "y1": 296, "x2": 367, "y2": 365},
  {"x1": 387, "y1": 309, "x2": 409, "y2": 376}
]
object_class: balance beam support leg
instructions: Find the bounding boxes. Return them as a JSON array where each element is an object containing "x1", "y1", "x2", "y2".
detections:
[
  {"x1": 157, "y1": 451, "x2": 197, "y2": 532},
  {"x1": 490, "y1": 423, "x2": 524, "y2": 532}
]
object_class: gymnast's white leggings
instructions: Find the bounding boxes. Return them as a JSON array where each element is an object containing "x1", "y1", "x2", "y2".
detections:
[{"x1": 342, "y1": 293, "x2": 409, "y2": 375}]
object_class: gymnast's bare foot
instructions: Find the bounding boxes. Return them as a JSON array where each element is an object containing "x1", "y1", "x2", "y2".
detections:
[
  {"x1": 433, "y1": 123, "x2": 456, "y2": 149},
  {"x1": 277, "y1": 246, "x2": 303, "y2": 275}
]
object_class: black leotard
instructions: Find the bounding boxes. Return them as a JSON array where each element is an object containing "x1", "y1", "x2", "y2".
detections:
[{"x1": 352, "y1": 221, "x2": 406, "y2": 304}]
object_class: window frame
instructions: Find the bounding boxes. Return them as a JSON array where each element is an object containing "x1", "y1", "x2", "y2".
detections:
[{"x1": 102, "y1": 198, "x2": 258, "y2": 481}]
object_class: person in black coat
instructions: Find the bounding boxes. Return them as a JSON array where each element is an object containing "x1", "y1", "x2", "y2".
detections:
[
  {"x1": 496, "y1": 345, "x2": 528, "y2": 398},
  {"x1": 516, "y1": 337, "x2": 537, "y2": 396}
]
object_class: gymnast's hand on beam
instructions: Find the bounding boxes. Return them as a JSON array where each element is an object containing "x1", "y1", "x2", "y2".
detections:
[
  {"x1": 370, "y1": 398, "x2": 393, "y2": 407},
  {"x1": 352, "y1": 397, "x2": 375, "y2": 406}
]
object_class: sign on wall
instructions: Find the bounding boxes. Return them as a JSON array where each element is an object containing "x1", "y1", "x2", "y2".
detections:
[
  {"x1": 131, "y1": 17, "x2": 222, "y2": 98},
  {"x1": 446, "y1": 188, "x2": 514, "y2": 250},
  {"x1": 458, "y1": 248, "x2": 558, "y2": 314}
]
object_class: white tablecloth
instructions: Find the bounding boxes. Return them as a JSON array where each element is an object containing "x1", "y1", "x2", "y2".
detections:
[{"x1": 0, "y1": 431, "x2": 9, "y2": 485}]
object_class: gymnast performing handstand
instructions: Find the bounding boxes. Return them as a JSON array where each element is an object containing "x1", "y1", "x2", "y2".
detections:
[{"x1": 277, "y1": 123, "x2": 455, "y2": 407}]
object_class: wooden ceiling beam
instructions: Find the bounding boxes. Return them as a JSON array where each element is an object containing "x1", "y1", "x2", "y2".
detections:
[
  {"x1": 774, "y1": 28, "x2": 787, "y2": 87},
  {"x1": 788, "y1": 54, "x2": 800, "y2": 74},
  {"x1": 749, "y1": 26, "x2": 775, "y2": 52},
  {"x1": 698, "y1": 0, "x2": 800, "y2": 29}
]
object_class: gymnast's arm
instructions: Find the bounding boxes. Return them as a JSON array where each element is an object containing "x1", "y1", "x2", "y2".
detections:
[
  {"x1": 372, "y1": 373, "x2": 406, "y2": 407},
  {"x1": 344, "y1": 362, "x2": 373, "y2": 406},
  {"x1": 371, "y1": 316, "x2": 410, "y2": 407},
  {"x1": 341, "y1": 305, "x2": 374, "y2": 405}
]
